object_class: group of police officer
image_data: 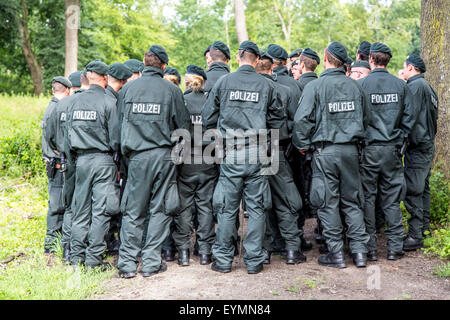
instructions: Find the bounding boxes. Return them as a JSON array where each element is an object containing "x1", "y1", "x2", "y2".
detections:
[{"x1": 41, "y1": 38, "x2": 438, "y2": 277}]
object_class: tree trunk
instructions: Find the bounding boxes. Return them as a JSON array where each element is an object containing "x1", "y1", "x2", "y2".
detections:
[
  {"x1": 65, "y1": 0, "x2": 80, "y2": 77},
  {"x1": 421, "y1": 0, "x2": 450, "y2": 175},
  {"x1": 234, "y1": 0, "x2": 248, "y2": 44},
  {"x1": 16, "y1": 0, "x2": 43, "y2": 96}
]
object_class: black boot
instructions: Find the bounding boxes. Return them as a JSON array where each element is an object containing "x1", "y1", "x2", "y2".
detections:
[
  {"x1": 318, "y1": 250, "x2": 347, "y2": 269},
  {"x1": 387, "y1": 251, "x2": 404, "y2": 260},
  {"x1": 315, "y1": 235, "x2": 326, "y2": 245},
  {"x1": 367, "y1": 250, "x2": 378, "y2": 261},
  {"x1": 211, "y1": 262, "x2": 231, "y2": 273},
  {"x1": 403, "y1": 236, "x2": 423, "y2": 251},
  {"x1": 351, "y1": 253, "x2": 367, "y2": 268},
  {"x1": 141, "y1": 262, "x2": 167, "y2": 277},
  {"x1": 319, "y1": 244, "x2": 329, "y2": 254},
  {"x1": 62, "y1": 245, "x2": 71, "y2": 264},
  {"x1": 178, "y1": 249, "x2": 190, "y2": 266},
  {"x1": 285, "y1": 250, "x2": 307, "y2": 264},
  {"x1": 300, "y1": 236, "x2": 313, "y2": 251},
  {"x1": 263, "y1": 251, "x2": 271, "y2": 265},
  {"x1": 199, "y1": 253, "x2": 212, "y2": 265},
  {"x1": 162, "y1": 249, "x2": 175, "y2": 262}
]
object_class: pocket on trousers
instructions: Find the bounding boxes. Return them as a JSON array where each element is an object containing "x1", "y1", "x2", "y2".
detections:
[
  {"x1": 309, "y1": 174, "x2": 326, "y2": 209},
  {"x1": 106, "y1": 183, "x2": 120, "y2": 215},
  {"x1": 212, "y1": 188, "x2": 225, "y2": 218},
  {"x1": 405, "y1": 167, "x2": 426, "y2": 196},
  {"x1": 50, "y1": 185, "x2": 65, "y2": 214},
  {"x1": 400, "y1": 174, "x2": 407, "y2": 201},
  {"x1": 164, "y1": 183, "x2": 181, "y2": 217}
]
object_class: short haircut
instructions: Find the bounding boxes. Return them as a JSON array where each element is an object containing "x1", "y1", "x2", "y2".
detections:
[
  {"x1": 299, "y1": 55, "x2": 318, "y2": 72},
  {"x1": 163, "y1": 74, "x2": 180, "y2": 86},
  {"x1": 369, "y1": 52, "x2": 391, "y2": 67},
  {"x1": 238, "y1": 50, "x2": 258, "y2": 64},
  {"x1": 325, "y1": 48, "x2": 344, "y2": 68},
  {"x1": 52, "y1": 82, "x2": 67, "y2": 93},
  {"x1": 144, "y1": 52, "x2": 164, "y2": 69},
  {"x1": 210, "y1": 47, "x2": 228, "y2": 62},
  {"x1": 255, "y1": 58, "x2": 272, "y2": 73},
  {"x1": 272, "y1": 59, "x2": 285, "y2": 67},
  {"x1": 357, "y1": 50, "x2": 369, "y2": 61},
  {"x1": 80, "y1": 73, "x2": 89, "y2": 86},
  {"x1": 406, "y1": 62, "x2": 422, "y2": 73}
]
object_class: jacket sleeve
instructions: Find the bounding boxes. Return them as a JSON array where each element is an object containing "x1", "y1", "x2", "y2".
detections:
[
  {"x1": 266, "y1": 83, "x2": 286, "y2": 130},
  {"x1": 45, "y1": 102, "x2": 59, "y2": 152},
  {"x1": 201, "y1": 80, "x2": 222, "y2": 131},
  {"x1": 401, "y1": 84, "x2": 419, "y2": 138},
  {"x1": 292, "y1": 83, "x2": 316, "y2": 150},
  {"x1": 105, "y1": 99, "x2": 120, "y2": 152},
  {"x1": 171, "y1": 87, "x2": 191, "y2": 131}
]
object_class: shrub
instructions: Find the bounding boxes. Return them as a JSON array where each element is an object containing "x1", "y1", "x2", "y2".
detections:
[{"x1": 429, "y1": 164, "x2": 450, "y2": 226}]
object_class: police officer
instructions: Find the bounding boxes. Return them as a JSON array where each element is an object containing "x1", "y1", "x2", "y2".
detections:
[
  {"x1": 42, "y1": 76, "x2": 71, "y2": 254},
  {"x1": 45, "y1": 71, "x2": 89, "y2": 262},
  {"x1": 287, "y1": 48, "x2": 302, "y2": 77},
  {"x1": 164, "y1": 67, "x2": 182, "y2": 87},
  {"x1": 204, "y1": 44, "x2": 212, "y2": 69},
  {"x1": 290, "y1": 60, "x2": 301, "y2": 80},
  {"x1": 117, "y1": 45, "x2": 190, "y2": 278},
  {"x1": 204, "y1": 41, "x2": 231, "y2": 94},
  {"x1": 256, "y1": 50, "x2": 306, "y2": 265},
  {"x1": 172, "y1": 65, "x2": 217, "y2": 266},
  {"x1": 349, "y1": 60, "x2": 371, "y2": 80},
  {"x1": 356, "y1": 41, "x2": 371, "y2": 61},
  {"x1": 402, "y1": 54, "x2": 438, "y2": 250},
  {"x1": 66, "y1": 60, "x2": 120, "y2": 271},
  {"x1": 124, "y1": 59, "x2": 144, "y2": 82},
  {"x1": 359, "y1": 43, "x2": 417, "y2": 261},
  {"x1": 344, "y1": 57, "x2": 353, "y2": 76},
  {"x1": 293, "y1": 42, "x2": 371, "y2": 268},
  {"x1": 202, "y1": 40, "x2": 285, "y2": 274}
]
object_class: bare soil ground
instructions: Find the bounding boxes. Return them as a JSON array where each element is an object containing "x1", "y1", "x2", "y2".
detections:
[{"x1": 96, "y1": 218, "x2": 449, "y2": 300}]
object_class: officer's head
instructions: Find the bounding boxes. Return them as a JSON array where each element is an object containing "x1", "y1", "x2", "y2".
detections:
[
  {"x1": 356, "y1": 41, "x2": 371, "y2": 61},
  {"x1": 287, "y1": 49, "x2": 302, "y2": 71},
  {"x1": 290, "y1": 60, "x2": 301, "y2": 80},
  {"x1": 398, "y1": 69, "x2": 405, "y2": 81},
  {"x1": 237, "y1": 41, "x2": 260, "y2": 68},
  {"x1": 210, "y1": 41, "x2": 230, "y2": 64},
  {"x1": 255, "y1": 51, "x2": 273, "y2": 75},
  {"x1": 323, "y1": 42, "x2": 347, "y2": 69},
  {"x1": 349, "y1": 60, "x2": 371, "y2": 80},
  {"x1": 51, "y1": 76, "x2": 71, "y2": 99},
  {"x1": 124, "y1": 59, "x2": 144, "y2": 82},
  {"x1": 85, "y1": 60, "x2": 109, "y2": 88},
  {"x1": 108, "y1": 63, "x2": 133, "y2": 91},
  {"x1": 144, "y1": 45, "x2": 169, "y2": 71},
  {"x1": 68, "y1": 71, "x2": 82, "y2": 93},
  {"x1": 369, "y1": 42, "x2": 392, "y2": 69},
  {"x1": 204, "y1": 45, "x2": 212, "y2": 68},
  {"x1": 267, "y1": 44, "x2": 288, "y2": 68},
  {"x1": 299, "y1": 48, "x2": 320, "y2": 74},
  {"x1": 185, "y1": 65, "x2": 207, "y2": 92},
  {"x1": 164, "y1": 67, "x2": 181, "y2": 87},
  {"x1": 402, "y1": 54, "x2": 426, "y2": 81},
  {"x1": 80, "y1": 70, "x2": 90, "y2": 89}
]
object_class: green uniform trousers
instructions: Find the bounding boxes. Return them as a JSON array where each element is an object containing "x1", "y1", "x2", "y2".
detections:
[
  {"x1": 404, "y1": 143, "x2": 434, "y2": 239},
  {"x1": 267, "y1": 151, "x2": 302, "y2": 250},
  {"x1": 61, "y1": 158, "x2": 76, "y2": 249},
  {"x1": 310, "y1": 143, "x2": 369, "y2": 254},
  {"x1": 44, "y1": 164, "x2": 65, "y2": 252},
  {"x1": 212, "y1": 162, "x2": 267, "y2": 271},
  {"x1": 173, "y1": 163, "x2": 218, "y2": 254},
  {"x1": 70, "y1": 153, "x2": 120, "y2": 266},
  {"x1": 118, "y1": 148, "x2": 180, "y2": 274},
  {"x1": 360, "y1": 143, "x2": 405, "y2": 253}
]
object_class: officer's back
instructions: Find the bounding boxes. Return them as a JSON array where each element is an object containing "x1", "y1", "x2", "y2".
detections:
[{"x1": 204, "y1": 41, "x2": 231, "y2": 94}]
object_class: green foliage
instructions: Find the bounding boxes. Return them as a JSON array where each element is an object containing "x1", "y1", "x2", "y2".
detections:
[
  {"x1": 429, "y1": 165, "x2": 450, "y2": 225},
  {"x1": 433, "y1": 262, "x2": 450, "y2": 278},
  {"x1": 424, "y1": 227, "x2": 450, "y2": 259}
]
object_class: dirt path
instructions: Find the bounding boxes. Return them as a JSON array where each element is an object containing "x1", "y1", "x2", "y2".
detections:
[{"x1": 96, "y1": 218, "x2": 449, "y2": 300}]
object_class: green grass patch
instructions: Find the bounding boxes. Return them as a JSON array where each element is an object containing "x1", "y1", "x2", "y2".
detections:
[{"x1": 432, "y1": 262, "x2": 450, "y2": 278}]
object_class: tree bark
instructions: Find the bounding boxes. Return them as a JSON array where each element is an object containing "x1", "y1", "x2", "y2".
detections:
[
  {"x1": 16, "y1": 0, "x2": 43, "y2": 96},
  {"x1": 234, "y1": 0, "x2": 248, "y2": 44},
  {"x1": 65, "y1": 0, "x2": 80, "y2": 77},
  {"x1": 421, "y1": 0, "x2": 450, "y2": 175}
]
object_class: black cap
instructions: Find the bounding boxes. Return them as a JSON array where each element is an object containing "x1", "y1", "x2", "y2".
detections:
[
  {"x1": 370, "y1": 42, "x2": 392, "y2": 58},
  {"x1": 148, "y1": 45, "x2": 169, "y2": 64},
  {"x1": 203, "y1": 45, "x2": 212, "y2": 57},
  {"x1": 82, "y1": 69, "x2": 87, "y2": 77},
  {"x1": 288, "y1": 49, "x2": 303, "y2": 59},
  {"x1": 186, "y1": 64, "x2": 207, "y2": 80},
  {"x1": 124, "y1": 59, "x2": 144, "y2": 73},
  {"x1": 68, "y1": 71, "x2": 82, "y2": 87},
  {"x1": 164, "y1": 67, "x2": 181, "y2": 83},
  {"x1": 405, "y1": 54, "x2": 426, "y2": 72},
  {"x1": 52, "y1": 76, "x2": 72, "y2": 88},
  {"x1": 351, "y1": 60, "x2": 371, "y2": 70},
  {"x1": 108, "y1": 63, "x2": 133, "y2": 80},
  {"x1": 259, "y1": 50, "x2": 274, "y2": 63},
  {"x1": 300, "y1": 48, "x2": 320, "y2": 64},
  {"x1": 86, "y1": 60, "x2": 109, "y2": 75},
  {"x1": 267, "y1": 44, "x2": 288, "y2": 61},
  {"x1": 346, "y1": 57, "x2": 354, "y2": 65},
  {"x1": 357, "y1": 41, "x2": 371, "y2": 55},
  {"x1": 326, "y1": 41, "x2": 348, "y2": 63},
  {"x1": 291, "y1": 59, "x2": 299, "y2": 67},
  {"x1": 239, "y1": 40, "x2": 260, "y2": 57},
  {"x1": 211, "y1": 41, "x2": 230, "y2": 60}
]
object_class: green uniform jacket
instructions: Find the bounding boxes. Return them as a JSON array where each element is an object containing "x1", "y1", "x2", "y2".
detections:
[
  {"x1": 66, "y1": 85, "x2": 119, "y2": 154},
  {"x1": 204, "y1": 62, "x2": 230, "y2": 94},
  {"x1": 105, "y1": 85, "x2": 119, "y2": 103},
  {"x1": 202, "y1": 65, "x2": 285, "y2": 140},
  {"x1": 292, "y1": 68, "x2": 370, "y2": 150},
  {"x1": 42, "y1": 97, "x2": 60, "y2": 159},
  {"x1": 118, "y1": 66, "x2": 191, "y2": 156},
  {"x1": 406, "y1": 74, "x2": 438, "y2": 146},
  {"x1": 359, "y1": 68, "x2": 417, "y2": 144},
  {"x1": 184, "y1": 88, "x2": 208, "y2": 157},
  {"x1": 298, "y1": 72, "x2": 318, "y2": 94}
]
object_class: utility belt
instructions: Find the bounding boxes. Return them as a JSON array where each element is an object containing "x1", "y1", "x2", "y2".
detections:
[
  {"x1": 313, "y1": 141, "x2": 356, "y2": 149},
  {"x1": 44, "y1": 157, "x2": 62, "y2": 179}
]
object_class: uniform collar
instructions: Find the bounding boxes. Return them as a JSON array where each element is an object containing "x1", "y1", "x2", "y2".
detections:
[
  {"x1": 407, "y1": 73, "x2": 424, "y2": 84},
  {"x1": 88, "y1": 84, "x2": 106, "y2": 93},
  {"x1": 106, "y1": 85, "x2": 119, "y2": 99},
  {"x1": 51, "y1": 96, "x2": 59, "y2": 103},
  {"x1": 320, "y1": 68, "x2": 346, "y2": 77},
  {"x1": 260, "y1": 73, "x2": 274, "y2": 81},
  {"x1": 273, "y1": 66, "x2": 288, "y2": 76},
  {"x1": 370, "y1": 68, "x2": 389, "y2": 74},
  {"x1": 208, "y1": 62, "x2": 230, "y2": 73},
  {"x1": 142, "y1": 66, "x2": 164, "y2": 78},
  {"x1": 300, "y1": 72, "x2": 318, "y2": 79},
  {"x1": 237, "y1": 64, "x2": 256, "y2": 73}
]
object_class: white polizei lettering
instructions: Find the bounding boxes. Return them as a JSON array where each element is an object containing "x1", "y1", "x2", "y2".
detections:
[
  {"x1": 371, "y1": 94, "x2": 399, "y2": 104},
  {"x1": 328, "y1": 101, "x2": 355, "y2": 113},
  {"x1": 229, "y1": 90, "x2": 259, "y2": 102},
  {"x1": 60, "y1": 112, "x2": 66, "y2": 121},
  {"x1": 132, "y1": 103, "x2": 161, "y2": 114},
  {"x1": 73, "y1": 110, "x2": 97, "y2": 120}
]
